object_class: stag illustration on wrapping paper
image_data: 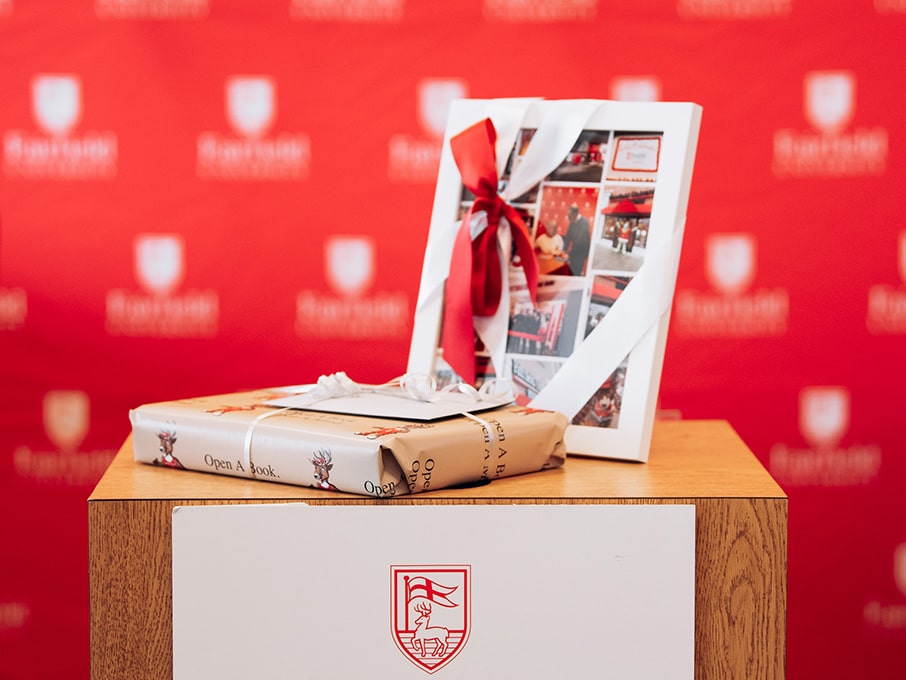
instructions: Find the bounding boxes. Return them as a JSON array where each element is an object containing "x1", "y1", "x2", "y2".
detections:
[
  {"x1": 153, "y1": 424, "x2": 184, "y2": 469},
  {"x1": 310, "y1": 448, "x2": 336, "y2": 491}
]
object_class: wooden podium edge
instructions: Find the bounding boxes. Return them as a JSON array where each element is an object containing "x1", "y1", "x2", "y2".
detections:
[{"x1": 90, "y1": 419, "x2": 786, "y2": 679}]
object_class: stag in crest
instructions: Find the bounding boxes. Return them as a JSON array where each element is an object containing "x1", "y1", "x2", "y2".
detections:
[{"x1": 411, "y1": 601, "x2": 449, "y2": 657}]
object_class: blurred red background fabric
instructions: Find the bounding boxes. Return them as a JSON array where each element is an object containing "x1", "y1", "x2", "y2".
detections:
[{"x1": 1, "y1": 1, "x2": 905, "y2": 677}]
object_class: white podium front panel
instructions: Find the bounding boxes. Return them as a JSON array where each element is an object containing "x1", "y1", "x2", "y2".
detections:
[{"x1": 172, "y1": 503, "x2": 695, "y2": 679}]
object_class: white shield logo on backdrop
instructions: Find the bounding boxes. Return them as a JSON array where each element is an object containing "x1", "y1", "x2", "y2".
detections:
[
  {"x1": 325, "y1": 236, "x2": 375, "y2": 297},
  {"x1": 894, "y1": 544, "x2": 906, "y2": 597},
  {"x1": 134, "y1": 234, "x2": 185, "y2": 296},
  {"x1": 418, "y1": 79, "x2": 468, "y2": 138},
  {"x1": 799, "y1": 386, "x2": 850, "y2": 450},
  {"x1": 391, "y1": 565, "x2": 470, "y2": 674},
  {"x1": 226, "y1": 76, "x2": 275, "y2": 138},
  {"x1": 43, "y1": 389, "x2": 89, "y2": 451},
  {"x1": 610, "y1": 76, "x2": 661, "y2": 102},
  {"x1": 705, "y1": 233, "x2": 756, "y2": 296},
  {"x1": 804, "y1": 71, "x2": 855, "y2": 135},
  {"x1": 32, "y1": 74, "x2": 82, "y2": 137}
]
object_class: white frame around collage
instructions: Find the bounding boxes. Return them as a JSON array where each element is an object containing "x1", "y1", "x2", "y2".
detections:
[{"x1": 408, "y1": 98, "x2": 701, "y2": 461}]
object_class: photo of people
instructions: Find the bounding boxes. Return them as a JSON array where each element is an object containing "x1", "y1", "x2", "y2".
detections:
[
  {"x1": 432, "y1": 351, "x2": 494, "y2": 389},
  {"x1": 436, "y1": 123, "x2": 670, "y2": 445},
  {"x1": 507, "y1": 357, "x2": 563, "y2": 405},
  {"x1": 606, "y1": 132, "x2": 663, "y2": 182},
  {"x1": 571, "y1": 360, "x2": 628, "y2": 429},
  {"x1": 585, "y1": 274, "x2": 632, "y2": 337},
  {"x1": 532, "y1": 218, "x2": 570, "y2": 276},
  {"x1": 495, "y1": 128, "x2": 542, "y2": 203},
  {"x1": 505, "y1": 277, "x2": 584, "y2": 358},
  {"x1": 536, "y1": 185, "x2": 598, "y2": 277},
  {"x1": 590, "y1": 188, "x2": 654, "y2": 273},
  {"x1": 502, "y1": 127, "x2": 537, "y2": 181},
  {"x1": 547, "y1": 130, "x2": 608, "y2": 183},
  {"x1": 454, "y1": 204, "x2": 538, "y2": 271},
  {"x1": 534, "y1": 219, "x2": 564, "y2": 255},
  {"x1": 461, "y1": 181, "x2": 539, "y2": 204}
]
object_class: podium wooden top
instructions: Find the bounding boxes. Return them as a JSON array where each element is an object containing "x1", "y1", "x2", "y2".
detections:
[{"x1": 90, "y1": 419, "x2": 785, "y2": 503}]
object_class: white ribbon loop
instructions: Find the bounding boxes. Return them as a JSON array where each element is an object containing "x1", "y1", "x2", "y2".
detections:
[
  {"x1": 302, "y1": 371, "x2": 515, "y2": 406},
  {"x1": 244, "y1": 372, "x2": 516, "y2": 481},
  {"x1": 311, "y1": 372, "x2": 362, "y2": 400},
  {"x1": 438, "y1": 378, "x2": 515, "y2": 403},
  {"x1": 398, "y1": 373, "x2": 438, "y2": 401}
]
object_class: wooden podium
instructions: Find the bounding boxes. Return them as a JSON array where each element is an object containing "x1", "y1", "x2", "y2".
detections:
[{"x1": 89, "y1": 419, "x2": 786, "y2": 679}]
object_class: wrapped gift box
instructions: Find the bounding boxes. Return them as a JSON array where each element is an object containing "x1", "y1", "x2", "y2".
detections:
[
  {"x1": 130, "y1": 387, "x2": 567, "y2": 497},
  {"x1": 407, "y1": 98, "x2": 702, "y2": 461}
]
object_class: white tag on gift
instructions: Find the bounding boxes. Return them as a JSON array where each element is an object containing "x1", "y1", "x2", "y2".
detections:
[{"x1": 266, "y1": 372, "x2": 514, "y2": 421}]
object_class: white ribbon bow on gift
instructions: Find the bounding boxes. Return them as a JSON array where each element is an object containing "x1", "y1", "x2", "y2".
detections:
[
  {"x1": 241, "y1": 372, "x2": 516, "y2": 478},
  {"x1": 301, "y1": 371, "x2": 515, "y2": 406}
]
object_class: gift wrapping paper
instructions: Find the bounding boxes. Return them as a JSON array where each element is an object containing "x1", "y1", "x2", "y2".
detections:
[{"x1": 130, "y1": 389, "x2": 567, "y2": 497}]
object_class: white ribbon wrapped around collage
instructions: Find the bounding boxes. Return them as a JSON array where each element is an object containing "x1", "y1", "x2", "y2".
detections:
[{"x1": 410, "y1": 98, "x2": 701, "y2": 461}]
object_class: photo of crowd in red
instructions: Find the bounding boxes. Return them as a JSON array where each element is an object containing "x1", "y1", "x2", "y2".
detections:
[
  {"x1": 449, "y1": 125, "x2": 666, "y2": 434},
  {"x1": 505, "y1": 277, "x2": 584, "y2": 358}
]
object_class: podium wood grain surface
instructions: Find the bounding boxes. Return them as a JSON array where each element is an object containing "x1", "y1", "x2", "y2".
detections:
[{"x1": 89, "y1": 419, "x2": 787, "y2": 679}]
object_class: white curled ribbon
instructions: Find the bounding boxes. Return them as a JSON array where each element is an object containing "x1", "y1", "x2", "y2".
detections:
[
  {"x1": 241, "y1": 372, "x2": 515, "y2": 478},
  {"x1": 297, "y1": 371, "x2": 514, "y2": 406}
]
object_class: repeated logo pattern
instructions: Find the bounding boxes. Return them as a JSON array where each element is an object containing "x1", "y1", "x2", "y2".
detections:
[
  {"x1": 3, "y1": 73, "x2": 118, "y2": 178},
  {"x1": 677, "y1": 0, "x2": 791, "y2": 18},
  {"x1": 768, "y1": 387, "x2": 882, "y2": 487},
  {"x1": 290, "y1": 0, "x2": 405, "y2": 22},
  {"x1": 388, "y1": 79, "x2": 467, "y2": 182},
  {"x1": 674, "y1": 233, "x2": 788, "y2": 337},
  {"x1": 0, "y1": 4, "x2": 904, "y2": 679},
  {"x1": 197, "y1": 76, "x2": 310, "y2": 180},
  {"x1": 94, "y1": 0, "x2": 209, "y2": 18},
  {"x1": 295, "y1": 237, "x2": 409, "y2": 339},
  {"x1": 866, "y1": 230, "x2": 906, "y2": 334},
  {"x1": 483, "y1": 0, "x2": 597, "y2": 21},
  {"x1": 105, "y1": 235, "x2": 219, "y2": 337},
  {"x1": 773, "y1": 71, "x2": 888, "y2": 177}
]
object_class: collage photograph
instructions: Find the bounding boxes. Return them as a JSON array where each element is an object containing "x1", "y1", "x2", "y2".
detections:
[
  {"x1": 590, "y1": 188, "x2": 655, "y2": 273},
  {"x1": 442, "y1": 126, "x2": 665, "y2": 432}
]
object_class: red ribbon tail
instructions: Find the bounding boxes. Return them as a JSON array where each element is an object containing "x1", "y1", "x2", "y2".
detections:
[
  {"x1": 471, "y1": 216, "x2": 502, "y2": 316},
  {"x1": 504, "y1": 204, "x2": 540, "y2": 306},
  {"x1": 441, "y1": 215, "x2": 478, "y2": 385}
]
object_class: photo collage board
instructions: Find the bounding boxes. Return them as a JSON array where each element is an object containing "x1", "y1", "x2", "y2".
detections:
[
  {"x1": 409, "y1": 99, "x2": 701, "y2": 460},
  {"x1": 441, "y1": 128, "x2": 663, "y2": 431}
]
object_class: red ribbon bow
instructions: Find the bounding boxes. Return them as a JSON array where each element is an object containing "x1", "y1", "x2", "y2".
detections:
[{"x1": 441, "y1": 118, "x2": 539, "y2": 386}]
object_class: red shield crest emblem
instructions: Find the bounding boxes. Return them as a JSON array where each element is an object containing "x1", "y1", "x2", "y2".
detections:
[{"x1": 391, "y1": 565, "x2": 470, "y2": 674}]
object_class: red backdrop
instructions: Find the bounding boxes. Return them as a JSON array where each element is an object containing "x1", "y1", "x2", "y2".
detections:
[{"x1": 2, "y1": 1, "x2": 905, "y2": 677}]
